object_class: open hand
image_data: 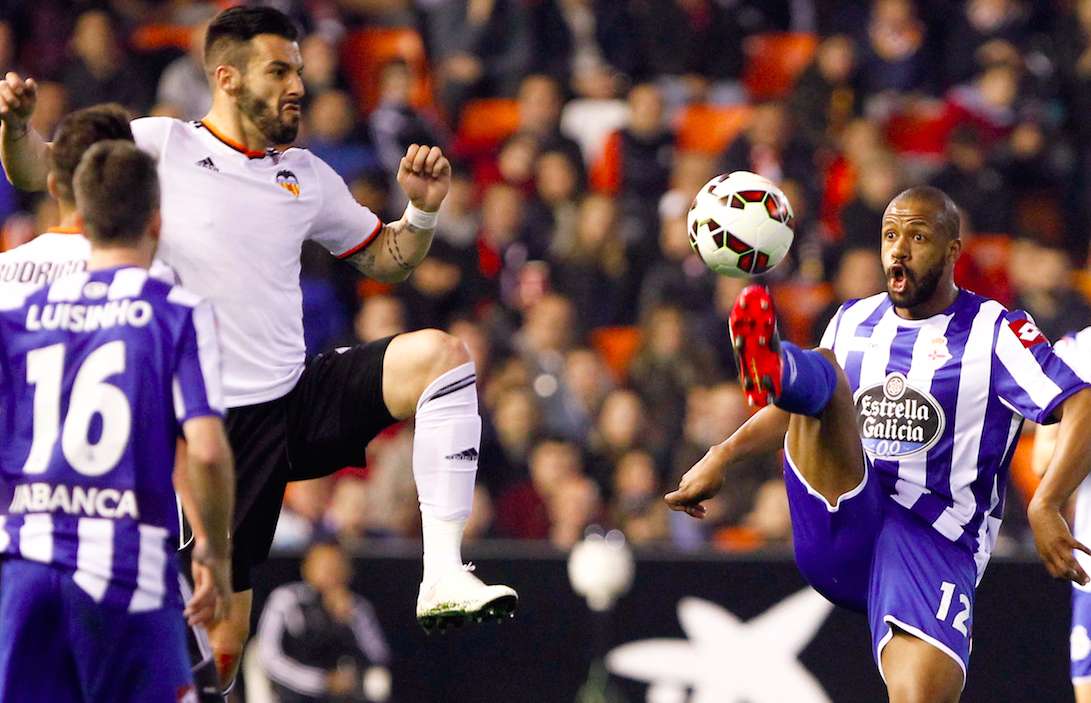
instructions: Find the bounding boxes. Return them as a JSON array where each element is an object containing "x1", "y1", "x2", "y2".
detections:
[
  {"x1": 397, "y1": 144, "x2": 451, "y2": 213},
  {"x1": 1029, "y1": 500, "x2": 1091, "y2": 586},
  {"x1": 664, "y1": 448, "x2": 728, "y2": 520}
]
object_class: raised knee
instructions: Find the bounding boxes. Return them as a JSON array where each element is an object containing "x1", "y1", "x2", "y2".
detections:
[{"x1": 417, "y1": 328, "x2": 471, "y2": 374}]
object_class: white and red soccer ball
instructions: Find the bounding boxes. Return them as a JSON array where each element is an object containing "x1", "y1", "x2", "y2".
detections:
[{"x1": 687, "y1": 171, "x2": 795, "y2": 278}]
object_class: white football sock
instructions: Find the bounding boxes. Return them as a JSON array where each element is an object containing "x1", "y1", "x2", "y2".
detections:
[{"x1": 413, "y1": 362, "x2": 480, "y2": 584}]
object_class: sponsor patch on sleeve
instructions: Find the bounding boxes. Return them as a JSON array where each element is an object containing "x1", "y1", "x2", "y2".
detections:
[{"x1": 1009, "y1": 319, "x2": 1046, "y2": 348}]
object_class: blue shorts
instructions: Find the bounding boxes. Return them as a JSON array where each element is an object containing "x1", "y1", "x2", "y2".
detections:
[
  {"x1": 0, "y1": 559, "x2": 194, "y2": 703},
  {"x1": 784, "y1": 451, "x2": 977, "y2": 686},
  {"x1": 1072, "y1": 586, "x2": 1091, "y2": 684}
]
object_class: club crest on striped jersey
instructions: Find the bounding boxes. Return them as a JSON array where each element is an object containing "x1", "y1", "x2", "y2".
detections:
[
  {"x1": 275, "y1": 169, "x2": 301, "y2": 197},
  {"x1": 855, "y1": 372, "x2": 945, "y2": 458}
]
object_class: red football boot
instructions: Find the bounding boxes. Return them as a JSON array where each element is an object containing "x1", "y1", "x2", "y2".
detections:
[{"x1": 728, "y1": 284, "x2": 783, "y2": 407}]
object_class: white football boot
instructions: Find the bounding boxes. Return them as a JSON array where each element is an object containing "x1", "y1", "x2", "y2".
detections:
[{"x1": 416, "y1": 563, "x2": 518, "y2": 633}]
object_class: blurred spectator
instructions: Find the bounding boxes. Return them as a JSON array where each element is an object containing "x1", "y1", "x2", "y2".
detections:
[
  {"x1": 399, "y1": 240, "x2": 478, "y2": 329},
  {"x1": 323, "y1": 478, "x2": 372, "y2": 549},
  {"x1": 940, "y1": 57, "x2": 1023, "y2": 150},
  {"x1": 591, "y1": 83, "x2": 674, "y2": 206},
  {"x1": 943, "y1": 0, "x2": 1030, "y2": 87},
  {"x1": 856, "y1": 0, "x2": 934, "y2": 98},
  {"x1": 474, "y1": 182, "x2": 531, "y2": 302},
  {"x1": 811, "y1": 247, "x2": 885, "y2": 341},
  {"x1": 563, "y1": 347, "x2": 614, "y2": 431},
  {"x1": 357, "y1": 426, "x2": 421, "y2": 538},
  {"x1": 549, "y1": 194, "x2": 629, "y2": 328},
  {"x1": 513, "y1": 75, "x2": 586, "y2": 174},
  {"x1": 273, "y1": 477, "x2": 335, "y2": 552},
  {"x1": 305, "y1": 90, "x2": 379, "y2": 182},
  {"x1": 354, "y1": 294, "x2": 408, "y2": 344},
  {"x1": 631, "y1": 0, "x2": 747, "y2": 108},
  {"x1": 719, "y1": 101, "x2": 814, "y2": 194},
  {"x1": 1008, "y1": 240, "x2": 1091, "y2": 340},
  {"x1": 630, "y1": 303, "x2": 720, "y2": 451},
  {"x1": 789, "y1": 34, "x2": 862, "y2": 151},
  {"x1": 436, "y1": 163, "x2": 481, "y2": 248},
  {"x1": 258, "y1": 542, "x2": 391, "y2": 703},
  {"x1": 63, "y1": 10, "x2": 154, "y2": 114},
  {"x1": 427, "y1": 0, "x2": 531, "y2": 119},
  {"x1": 482, "y1": 385, "x2": 541, "y2": 494},
  {"x1": 611, "y1": 449, "x2": 669, "y2": 544},
  {"x1": 370, "y1": 59, "x2": 447, "y2": 196},
  {"x1": 525, "y1": 148, "x2": 583, "y2": 257},
  {"x1": 548, "y1": 473, "x2": 602, "y2": 549},
  {"x1": 733, "y1": 478, "x2": 792, "y2": 547},
  {"x1": 638, "y1": 189, "x2": 716, "y2": 318},
  {"x1": 839, "y1": 153, "x2": 903, "y2": 250},
  {"x1": 819, "y1": 117, "x2": 891, "y2": 238},
  {"x1": 300, "y1": 34, "x2": 342, "y2": 99},
  {"x1": 494, "y1": 438, "x2": 578, "y2": 539},
  {"x1": 928, "y1": 126, "x2": 1013, "y2": 234},
  {"x1": 587, "y1": 389, "x2": 650, "y2": 492},
  {"x1": 155, "y1": 22, "x2": 211, "y2": 121},
  {"x1": 28, "y1": 81, "x2": 67, "y2": 141},
  {"x1": 527, "y1": 0, "x2": 639, "y2": 96}
]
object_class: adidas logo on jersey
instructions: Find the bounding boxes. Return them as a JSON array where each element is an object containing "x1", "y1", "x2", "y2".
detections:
[
  {"x1": 195, "y1": 157, "x2": 218, "y2": 172},
  {"x1": 445, "y1": 448, "x2": 479, "y2": 461}
]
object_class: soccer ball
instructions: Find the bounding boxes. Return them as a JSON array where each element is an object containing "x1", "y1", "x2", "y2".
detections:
[{"x1": 687, "y1": 171, "x2": 795, "y2": 278}]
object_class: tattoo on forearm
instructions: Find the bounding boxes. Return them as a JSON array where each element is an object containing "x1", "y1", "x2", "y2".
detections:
[{"x1": 386, "y1": 227, "x2": 414, "y2": 271}]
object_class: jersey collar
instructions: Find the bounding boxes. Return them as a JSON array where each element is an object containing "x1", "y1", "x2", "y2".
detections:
[
  {"x1": 45, "y1": 226, "x2": 83, "y2": 235},
  {"x1": 198, "y1": 120, "x2": 271, "y2": 159}
]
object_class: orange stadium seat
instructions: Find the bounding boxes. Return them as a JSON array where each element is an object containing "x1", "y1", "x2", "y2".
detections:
[
  {"x1": 590, "y1": 326, "x2": 642, "y2": 383},
  {"x1": 130, "y1": 24, "x2": 196, "y2": 53},
  {"x1": 455, "y1": 98, "x2": 521, "y2": 147},
  {"x1": 675, "y1": 104, "x2": 753, "y2": 155},
  {"x1": 742, "y1": 32, "x2": 818, "y2": 101},
  {"x1": 771, "y1": 281, "x2": 833, "y2": 345},
  {"x1": 1008, "y1": 432, "x2": 1040, "y2": 508},
  {"x1": 340, "y1": 27, "x2": 433, "y2": 115}
]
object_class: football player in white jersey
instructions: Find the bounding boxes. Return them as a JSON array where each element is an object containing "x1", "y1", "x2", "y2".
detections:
[
  {"x1": 1033, "y1": 327, "x2": 1091, "y2": 703},
  {"x1": 1, "y1": 5, "x2": 515, "y2": 691}
]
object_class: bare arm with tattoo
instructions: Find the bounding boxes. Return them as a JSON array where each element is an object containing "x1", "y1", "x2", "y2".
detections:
[{"x1": 343, "y1": 143, "x2": 450, "y2": 283}]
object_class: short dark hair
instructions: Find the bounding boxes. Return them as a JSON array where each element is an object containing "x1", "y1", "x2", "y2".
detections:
[
  {"x1": 74, "y1": 141, "x2": 159, "y2": 246},
  {"x1": 205, "y1": 6, "x2": 299, "y2": 68},
  {"x1": 48, "y1": 104, "x2": 133, "y2": 204},
  {"x1": 892, "y1": 185, "x2": 961, "y2": 241}
]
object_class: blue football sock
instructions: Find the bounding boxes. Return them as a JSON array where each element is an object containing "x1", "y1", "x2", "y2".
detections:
[{"x1": 776, "y1": 342, "x2": 837, "y2": 417}]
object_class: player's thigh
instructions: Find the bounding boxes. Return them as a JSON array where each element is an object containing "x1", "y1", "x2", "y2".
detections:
[
  {"x1": 784, "y1": 452, "x2": 881, "y2": 612},
  {"x1": 64, "y1": 579, "x2": 193, "y2": 702},
  {"x1": 1078, "y1": 683, "x2": 1091, "y2": 703},
  {"x1": 0, "y1": 561, "x2": 82, "y2": 703},
  {"x1": 881, "y1": 629, "x2": 963, "y2": 703},
  {"x1": 870, "y1": 508, "x2": 975, "y2": 693},
  {"x1": 286, "y1": 339, "x2": 399, "y2": 481},
  {"x1": 785, "y1": 348, "x2": 866, "y2": 503}
]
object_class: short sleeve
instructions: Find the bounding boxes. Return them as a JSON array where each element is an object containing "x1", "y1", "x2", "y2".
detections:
[
  {"x1": 819, "y1": 305, "x2": 845, "y2": 350},
  {"x1": 172, "y1": 296, "x2": 225, "y2": 423},
  {"x1": 307, "y1": 155, "x2": 382, "y2": 258},
  {"x1": 130, "y1": 116, "x2": 175, "y2": 161},
  {"x1": 993, "y1": 311, "x2": 1091, "y2": 424},
  {"x1": 148, "y1": 258, "x2": 179, "y2": 285}
]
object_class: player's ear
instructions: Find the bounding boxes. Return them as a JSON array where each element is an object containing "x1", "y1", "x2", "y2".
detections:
[
  {"x1": 46, "y1": 172, "x2": 60, "y2": 202},
  {"x1": 147, "y1": 209, "x2": 162, "y2": 242},
  {"x1": 213, "y1": 64, "x2": 242, "y2": 96},
  {"x1": 948, "y1": 236, "x2": 962, "y2": 265}
]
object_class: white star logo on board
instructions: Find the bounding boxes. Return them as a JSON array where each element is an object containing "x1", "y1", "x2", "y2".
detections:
[{"x1": 606, "y1": 588, "x2": 834, "y2": 703}]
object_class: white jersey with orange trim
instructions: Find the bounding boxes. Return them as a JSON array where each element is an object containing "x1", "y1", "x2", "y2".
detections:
[
  {"x1": 130, "y1": 117, "x2": 382, "y2": 407},
  {"x1": 0, "y1": 228, "x2": 177, "y2": 299}
]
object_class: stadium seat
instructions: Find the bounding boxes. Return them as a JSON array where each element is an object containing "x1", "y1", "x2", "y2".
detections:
[
  {"x1": 1008, "y1": 433, "x2": 1039, "y2": 508},
  {"x1": 130, "y1": 24, "x2": 196, "y2": 53},
  {"x1": 742, "y1": 32, "x2": 819, "y2": 101},
  {"x1": 455, "y1": 98, "x2": 522, "y2": 149},
  {"x1": 884, "y1": 100, "x2": 949, "y2": 156},
  {"x1": 340, "y1": 27, "x2": 433, "y2": 115},
  {"x1": 675, "y1": 104, "x2": 753, "y2": 155},
  {"x1": 770, "y1": 281, "x2": 833, "y2": 345},
  {"x1": 590, "y1": 326, "x2": 642, "y2": 383}
]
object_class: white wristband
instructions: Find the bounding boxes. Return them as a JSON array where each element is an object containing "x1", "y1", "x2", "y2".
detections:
[{"x1": 405, "y1": 202, "x2": 439, "y2": 230}]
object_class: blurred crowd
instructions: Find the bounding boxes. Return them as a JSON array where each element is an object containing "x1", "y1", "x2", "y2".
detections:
[{"x1": 6, "y1": 0, "x2": 1091, "y2": 554}]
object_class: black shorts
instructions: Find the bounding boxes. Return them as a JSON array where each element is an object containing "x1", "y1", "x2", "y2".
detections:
[{"x1": 212, "y1": 337, "x2": 397, "y2": 591}]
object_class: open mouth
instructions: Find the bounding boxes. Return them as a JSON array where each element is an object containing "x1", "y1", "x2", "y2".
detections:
[{"x1": 889, "y1": 264, "x2": 908, "y2": 294}]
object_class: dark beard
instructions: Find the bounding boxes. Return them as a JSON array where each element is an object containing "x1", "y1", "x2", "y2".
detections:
[
  {"x1": 888, "y1": 263, "x2": 944, "y2": 310},
  {"x1": 237, "y1": 85, "x2": 299, "y2": 145}
]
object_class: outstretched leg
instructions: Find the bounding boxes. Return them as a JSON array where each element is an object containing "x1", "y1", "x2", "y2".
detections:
[{"x1": 382, "y1": 329, "x2": 517, "y2": 632}]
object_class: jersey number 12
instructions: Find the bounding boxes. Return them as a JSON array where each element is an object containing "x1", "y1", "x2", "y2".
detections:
[{"x1": 22, "y1": 341, "x2": 131, "y2": 477}]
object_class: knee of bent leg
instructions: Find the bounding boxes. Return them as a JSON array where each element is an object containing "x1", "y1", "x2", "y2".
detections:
[{"x1": 404, "y1": 328, "x2": 471, "y2": 378}]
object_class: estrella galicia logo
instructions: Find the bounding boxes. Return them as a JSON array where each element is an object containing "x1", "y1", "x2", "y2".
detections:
[
  {"x1": 854, "y1": 372, "x2": 944, "y2": 458},
  {"x1": 275, "y1": 169, "x2": 300, "y2": 197}
]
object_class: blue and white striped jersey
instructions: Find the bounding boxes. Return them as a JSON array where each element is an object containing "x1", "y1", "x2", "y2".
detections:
[
  {"x1": 821, "y1": 289, "x2": 1090, "y2": 575},
  {"x1": 0, "y1": 265, "x2": 223, "y2": 611}
]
